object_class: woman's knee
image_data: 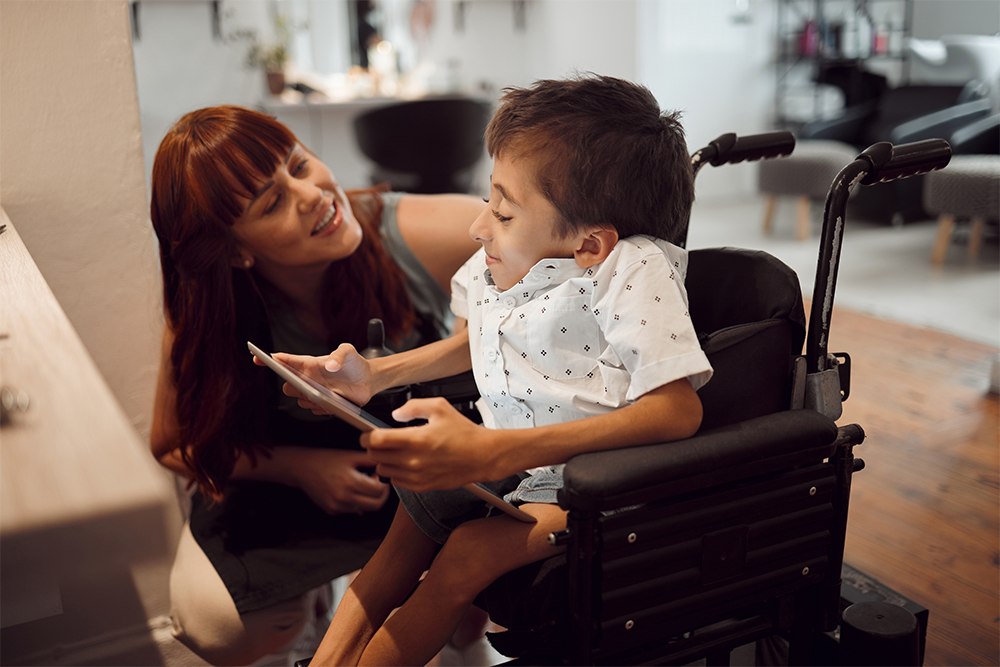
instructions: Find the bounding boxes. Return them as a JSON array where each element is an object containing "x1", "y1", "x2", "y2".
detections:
[{"x1": 169, "y1": 523, "x2": 311, "y2": 664}]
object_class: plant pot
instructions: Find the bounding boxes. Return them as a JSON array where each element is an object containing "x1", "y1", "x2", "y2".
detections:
[{"x1": 265, "y1": 70, "x2": 286, "y2": 96}]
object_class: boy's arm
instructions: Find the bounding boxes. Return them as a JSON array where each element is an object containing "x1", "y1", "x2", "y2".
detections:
[
  {"x1": 364, "y1": 378, "x2": 702, "y2": 492},
  {"x1": 272, "y1": 326, "x2": 472, "y2": 409}
]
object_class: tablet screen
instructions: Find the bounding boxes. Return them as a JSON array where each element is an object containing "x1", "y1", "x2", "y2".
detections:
[{"x1": 247, "y1": 341, "x2": 389, "y2": 432}]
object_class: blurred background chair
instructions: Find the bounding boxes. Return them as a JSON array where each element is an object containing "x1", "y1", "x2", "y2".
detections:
[
  {"x1": 352, "y1": 96, "x2": 492, "y2": 194},
  {"x1": 757, "y1": 140, "x2": 858, "y2": 240},
  {"x1": 924, "y1": 113, "x2": 1000, "y2": 263},
  {"x1": 767, "y1": 34, "x2": 1000, "y2": 227},
  {"x1": 795, "y1": 82, "x2": 988, "y2": 224}
]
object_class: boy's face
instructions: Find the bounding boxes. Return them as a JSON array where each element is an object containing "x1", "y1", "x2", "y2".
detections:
[{"x1": 470, "y1": 152, "x2": 581, "y2": 291}]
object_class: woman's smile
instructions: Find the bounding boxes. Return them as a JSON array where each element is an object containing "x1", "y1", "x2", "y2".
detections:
[{"x1": 311, "y1": 196, "x2": 342, "y2": 237}]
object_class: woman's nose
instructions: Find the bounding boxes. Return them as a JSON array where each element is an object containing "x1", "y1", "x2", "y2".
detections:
[{"x1": 294, "y1": 181, "x2": 324, "y2": 214}]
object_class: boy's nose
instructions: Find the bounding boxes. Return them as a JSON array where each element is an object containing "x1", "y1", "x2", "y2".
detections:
[{"x1": 469, "y1": 209, "x2": 491, "y2": 242}]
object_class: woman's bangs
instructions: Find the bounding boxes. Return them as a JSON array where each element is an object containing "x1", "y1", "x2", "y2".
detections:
[{"x1": 190, "y1": 117, "x2": 295, "y2": 226}]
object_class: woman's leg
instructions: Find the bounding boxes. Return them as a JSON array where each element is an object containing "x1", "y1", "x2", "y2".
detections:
[
  {"x1": 359, "y1": 503, "x2": 568, "y2": 667},
  {"x1": 170, "y1": 522, "x2": 321, "y2": 665},
  {"x1": 311, "y1": 504, "x2": 439, "y2": 666}
]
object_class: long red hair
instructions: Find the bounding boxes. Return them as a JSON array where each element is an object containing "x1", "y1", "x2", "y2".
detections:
[{"x1": 150, "y1": 105, "x2": 415, "y2": 497}]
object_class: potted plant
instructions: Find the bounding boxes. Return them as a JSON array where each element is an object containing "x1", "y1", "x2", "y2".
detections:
[
  {"x1": 247, "y1": 41, "x2": 289, "y2": 95},
  {"x1": 233, "y1": 14, "x2": 292, "y2": 95}
]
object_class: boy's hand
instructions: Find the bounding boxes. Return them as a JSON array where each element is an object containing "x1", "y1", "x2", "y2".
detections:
[
  {"x1": 361, "y1": 397, "x2": 499, "y2": 492},
  {"x1": 263, "y1": 344, "x2": 375, "y2": 411}
]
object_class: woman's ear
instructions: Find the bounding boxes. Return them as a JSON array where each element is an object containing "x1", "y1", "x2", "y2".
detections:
[{"x1": 574, "y1": 228, "x2": 619, "y2": 268}]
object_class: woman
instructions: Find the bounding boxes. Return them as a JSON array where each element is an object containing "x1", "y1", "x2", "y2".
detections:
[{"x1": 149, "y1": 105, "x2": 482, "y2": 664}]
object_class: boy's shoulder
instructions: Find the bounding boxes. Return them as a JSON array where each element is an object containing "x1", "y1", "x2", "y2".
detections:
[{"x1": 607, "y1": 234, "x2": 685, "y2": 266}]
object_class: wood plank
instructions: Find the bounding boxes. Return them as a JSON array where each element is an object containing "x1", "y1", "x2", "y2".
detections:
[{"x1": 820, "y1": 302, "x2": 999, "y2": 667}]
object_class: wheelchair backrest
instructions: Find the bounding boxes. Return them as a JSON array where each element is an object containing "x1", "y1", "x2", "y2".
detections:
[{"x1": 686, "y1": 247, "x2": 805, "y2": 431}]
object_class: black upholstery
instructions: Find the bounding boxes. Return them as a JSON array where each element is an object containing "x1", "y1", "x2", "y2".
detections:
[
  {"x1": 474, "y1": 247, "x2": 863, "y2": 665},
  {"x1": 352, "y1": 96, "x2": 492, "y2": 194},
  {"x1": 687, "y1": 248, "x2": 805, "y2": 431}
]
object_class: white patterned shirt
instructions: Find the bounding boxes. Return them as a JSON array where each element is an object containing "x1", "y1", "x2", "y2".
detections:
[{"x1": 450, "y1": 235, "x2": 713, "y2": 449}]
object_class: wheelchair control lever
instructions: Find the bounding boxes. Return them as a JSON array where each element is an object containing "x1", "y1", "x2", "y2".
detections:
[{"x1": 362, "y1": 318, "x2": 394, "y2": 359}]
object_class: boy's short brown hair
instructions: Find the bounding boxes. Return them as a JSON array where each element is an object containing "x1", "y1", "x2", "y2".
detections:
[{"x1": 485, "y1": 74, "x2": 694, "y2": 243}]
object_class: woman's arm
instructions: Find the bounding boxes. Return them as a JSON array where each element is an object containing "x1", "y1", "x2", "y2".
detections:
[
  {"x1": 393, "y1": 194, "x2": 484, "y2": 294},
  {"x1": 363, "y1": 378, "x2": 703, "y2": 492},
  {"x1": 151, "y1": 325, "x2": 390, "y2": 513}
]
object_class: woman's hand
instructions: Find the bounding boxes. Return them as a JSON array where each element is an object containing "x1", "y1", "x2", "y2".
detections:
[
  {"x1": 268, "y1": 343, "x2": 375, "y2": 411},
  {"x1": 285, "y1": 447, "x2": 391, "y2": 515},
  {"x1": 361, "y1": 397, "x2": 501, "y2": 492}
]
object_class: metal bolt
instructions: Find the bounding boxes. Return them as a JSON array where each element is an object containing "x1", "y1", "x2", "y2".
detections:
[
  {"x1": 625, "y1": 619, "x2": 635, "y2": 630},
  {"x1": 627, "y1": 532, "x2": 637, "y2": 544},
  {"x1": 809, "y1": 486, "x2": 817, "y2": 496},
  {"x1": 802, "y1": 566, "x2": 810, "y2": 576}
]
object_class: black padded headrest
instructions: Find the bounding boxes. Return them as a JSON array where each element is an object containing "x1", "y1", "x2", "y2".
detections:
[
  {"x1": 687, "y1": 247, "x2": 805, "y2": 337},
  {"x1": 686, "y1": 248, "x2": 806, "y2": 430}
]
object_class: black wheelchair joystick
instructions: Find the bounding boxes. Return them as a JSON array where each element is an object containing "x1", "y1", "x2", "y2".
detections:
[{"x1": 361, "y1": 318, "x2": 394, "y2": 359}]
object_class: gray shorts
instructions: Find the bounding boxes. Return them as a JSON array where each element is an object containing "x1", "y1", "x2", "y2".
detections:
[{"x1": 395, "y1": 466, "x2": 564, "y2": 544}]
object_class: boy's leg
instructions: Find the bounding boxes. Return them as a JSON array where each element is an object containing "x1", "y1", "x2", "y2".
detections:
[
  {"x1": 312, "y1": 504, "x2": 439, "y2": 666},
  {"x1": 359, "y1": 503, "x2": 567, "y2": 667}
]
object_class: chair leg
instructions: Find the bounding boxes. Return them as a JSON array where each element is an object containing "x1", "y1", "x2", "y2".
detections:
[
  {"x1": 762, "y1": 195, "x2": 778, "y2": 235},
  {"x1": 796, "y1": 197, "x2": 811, "y2": 241},
  {"x1": 931, "y1": 214, "x2": 955, "y2": 264},
  {"x1": 968, "y1": 216, "x2": 985, "y2": 261}
]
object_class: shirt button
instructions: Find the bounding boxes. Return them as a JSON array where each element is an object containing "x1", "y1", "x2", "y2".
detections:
[
  {"x1": 486, "y1": 349, "x2": 498, "y2": 361},
  {"x1": 503, "y1": 297, "x2": 516, "y2": 307}
]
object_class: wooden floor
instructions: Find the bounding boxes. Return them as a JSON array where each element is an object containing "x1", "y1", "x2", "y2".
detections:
[{"x1": 824, "y1": 304, "x2": 999, "y2": 666}]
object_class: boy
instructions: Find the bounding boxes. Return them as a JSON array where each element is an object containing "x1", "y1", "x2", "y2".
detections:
[{"x1": 285, "y1": 74, "x2": 712, "y2": 665}]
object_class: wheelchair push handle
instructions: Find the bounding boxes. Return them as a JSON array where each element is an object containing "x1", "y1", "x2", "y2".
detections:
[
  {"x1": 807, "y1": 139, "x2": 952, "y2": 375},
  {"x1": 706, "y1": 131, "x2": 796, "y2": 167},
  {"x1": 857, "y1": 138, "x2": 952, "y2": 185}
]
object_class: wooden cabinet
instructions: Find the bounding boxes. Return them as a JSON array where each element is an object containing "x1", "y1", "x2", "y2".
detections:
[{"x1": 0, "y1": 209, "x2": 177, "y2": 664}]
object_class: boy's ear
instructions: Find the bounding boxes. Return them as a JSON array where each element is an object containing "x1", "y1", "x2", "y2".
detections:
[{"x1": 574, "y1": 227, "x2": 619, "y2": 268}]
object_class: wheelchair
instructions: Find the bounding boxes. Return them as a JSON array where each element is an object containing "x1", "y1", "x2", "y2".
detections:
[{"x1": 306, "y1": 134, "x2": 952, "y2": 666}]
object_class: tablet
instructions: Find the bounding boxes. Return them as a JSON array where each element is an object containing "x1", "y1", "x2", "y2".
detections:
[{"x1": 247, "y1": 341, "x2": 537, "y2": 524}]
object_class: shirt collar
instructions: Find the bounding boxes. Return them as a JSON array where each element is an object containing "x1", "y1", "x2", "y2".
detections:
[{"x1": 484, "y1": 256, "x2": 584, "y2": 297}]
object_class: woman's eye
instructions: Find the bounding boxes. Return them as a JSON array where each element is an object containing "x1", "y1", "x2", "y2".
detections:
[
  {"x1": 292, "y1": 159, "x2": 309, "y2": 175},
  {"x1": 491, "y1": 209, "x2": 512, "y2": 223},
  {"x1": 263, "y1": 194, "x2": 282, "y2": 215}
]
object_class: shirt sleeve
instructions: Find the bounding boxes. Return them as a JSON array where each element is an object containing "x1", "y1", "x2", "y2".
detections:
[{"x1": 592, "y1": 243, "x2": 713, "y2": 401}]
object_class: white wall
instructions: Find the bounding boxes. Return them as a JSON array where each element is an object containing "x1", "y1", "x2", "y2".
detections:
[
  {"x1": 0, "y1": 0, "x2": 161, "y2": 439},
  {"x1": 0, "y1": 1, "x2": 182, "y2": 662},
  {"x1": 638, "y1": 0, "x2": 778, "y2": 200}
]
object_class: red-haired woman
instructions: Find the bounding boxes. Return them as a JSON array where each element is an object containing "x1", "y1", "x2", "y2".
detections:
[{"x1": 149, "y1": 105, "x2": 482, "y2": 664}]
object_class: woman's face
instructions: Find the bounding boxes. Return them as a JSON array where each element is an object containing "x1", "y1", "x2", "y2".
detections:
[{"x1": 230, "y1": 143, "x2": 363, "y2": 272}]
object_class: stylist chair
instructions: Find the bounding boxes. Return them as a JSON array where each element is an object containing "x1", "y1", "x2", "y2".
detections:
[{"x1": 352, "y1": 96, "x2": 492, "y2": 194}]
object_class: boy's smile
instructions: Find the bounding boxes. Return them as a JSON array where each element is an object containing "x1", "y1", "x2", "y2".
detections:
[{"x1": 470, "y1": 153, "x2": 582, "y2": 291}]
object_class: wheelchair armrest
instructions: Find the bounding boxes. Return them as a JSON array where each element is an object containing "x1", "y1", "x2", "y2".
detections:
[
  {"x1": 409, "y1": 370, "x2": 479, "y2": 400},
  {"x1": 558, "y1": 409, "x2": 838, "y2": 512}
]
